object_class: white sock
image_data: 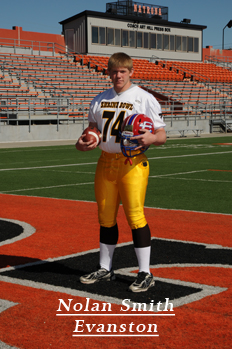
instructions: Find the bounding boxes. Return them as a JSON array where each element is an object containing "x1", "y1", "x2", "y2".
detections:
[
  {"x1": 99, "y1": 242, "x2": 116, "y2": 271},
  {"x1": 134, "y1": 246, "x2": 151, "y2": 274}
]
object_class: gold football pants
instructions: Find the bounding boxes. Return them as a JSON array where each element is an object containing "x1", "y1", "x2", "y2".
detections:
[{"x1": 95, "y1": 151, "x2": 149, "y2": 230}]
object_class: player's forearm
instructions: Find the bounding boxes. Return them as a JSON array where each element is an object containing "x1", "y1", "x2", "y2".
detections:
[{"x1": 152, "y1": 128, "x2": 166, "y2": 146}]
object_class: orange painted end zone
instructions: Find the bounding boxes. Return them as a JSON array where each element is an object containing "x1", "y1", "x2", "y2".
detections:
[
  {"x1": 0, "y1": 194, "x2": 231, "y2": 264},
  {"x1": 0, "y1": 194, "x2": 231, "y2": 349}
]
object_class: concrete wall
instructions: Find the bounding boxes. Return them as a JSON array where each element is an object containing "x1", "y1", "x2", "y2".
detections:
[
  {"x1": 0, "y1": 123, "x2": 85, "y2": 143},
  {"x1": 0, "y1": 46, "x2": 59, "y2": 56},
  {"x1": 0, "y1": 26, "x2": 65, "y2": 54},
  {"x1": 165, "y1": 119, "x2": 209, "y2": 137},
  {"x1": 203, "y1": 46, "x2": 232, "y2": 61},
  {"x1": 0, "y1": 119, "x2": 210, "y2": 143}
]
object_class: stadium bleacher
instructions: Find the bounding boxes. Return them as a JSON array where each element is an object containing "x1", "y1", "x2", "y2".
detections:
[
  {"x1": 0, "y1": 51, "x2": 232, "y2": 135},
  {"x1": 0, "y1": 53, "x2": 112, "y2": 120}
]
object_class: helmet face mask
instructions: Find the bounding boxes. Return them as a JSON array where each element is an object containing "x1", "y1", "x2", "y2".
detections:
[{"x1": 120, "y1": 114, "x2": 154, "y2": 158}]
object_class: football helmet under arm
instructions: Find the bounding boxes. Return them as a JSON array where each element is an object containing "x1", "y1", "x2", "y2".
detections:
[{"x1": 119, "y1": 113, "x2": 155, "y2": 158}]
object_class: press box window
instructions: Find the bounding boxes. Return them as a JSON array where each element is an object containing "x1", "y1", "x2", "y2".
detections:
[
  {"x1": 157, "y1": 34, "x2": 163, "y2": 50},
  {"x1": 194, "y1": 38, "x2": 199, "y2": 52},
  {"x1": 99, "y1": 27, "x2": 106, "y2": 45},
  {"x1": 188, "y1": 37, "x2": 193, "y2": 52},
  {"x1": 182, "y1": 37, "x2": 187, "y2": 52},
  {"x1": 92, "y1": 26, "x2": 105, "y2": 45},
  {"x1": 129, "y1": 31, "x2": 136, "y2": 47},
  {"x1": 92, "y1": 26, "x2": 98, "y2": 44},
  {"x1": 107, "y1": 28, "x2": 121, "y2": 46},
  {"x1": 115, "y1": 29, "x2": 121, "y2": 46},
  {"x1": 163, "y1": 35, "x2": 169, "y2": 50},
  {"x1": 144, "y1": 33, "x2": 149, "y2": 49},
  {"x1": 137, "y1": 32, "x2": 142, "y2": 48},
  {"x1": 122, "y1": 30, "x2": 129, "y2": 47},
  {"x1": 170, "y1": 35, "x2": 175, "y2": 51},
  {"x1": 136, "y1": 32, "x2": 149, "y2": 49},
  {"x1": 176, "y1": 36, "x2": 182, "y2": 51},
  {"x1": 122, "y1": 30, "x2": 136, "y2": 47},
  {"x1": 107, "y1": 28, "x2": 114, "y2": 45},
  {"x1": 150, "y1": 33, "x2": 156, "y2": 49}
]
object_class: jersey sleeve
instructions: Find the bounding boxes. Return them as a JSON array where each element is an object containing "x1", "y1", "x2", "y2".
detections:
[
  {"x1": 145, "y1": 94, "x2": 166, "y2": 129},
  {"x1": 88, "y1": 100, "x2": 97, "y2": 123}
]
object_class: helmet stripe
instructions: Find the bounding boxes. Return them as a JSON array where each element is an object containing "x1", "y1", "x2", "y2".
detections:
[{"x1": 127, "y1": 114, "x2": 138, "y2": 126}]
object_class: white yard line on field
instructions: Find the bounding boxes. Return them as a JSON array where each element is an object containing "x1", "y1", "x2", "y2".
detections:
[
  {"x1": 149, "y1": 170, "x2": 208, "y2": 178},
  {"x1": 41, "y1": 169, "x2": 96, "y2": 174},
  {"x1": 0, "y1": 150, "x2": 232, "y2": 172},
  {"x1": 147, "y1": 150, "x2": 232, "y2": 160},
  {"x1": 1, "y1": 168, "x2": 231, "y2": 194},
  {"x1": 150, "y1": 169, "x2": 232, "y2": 183},
  {"x1": 152, "y1": 177, "x2": 232, "y2": 183},
  {"x1": 0, "y1": 162, "x2": 97, "y2": 172},
  {"x1": 0, "y1": 151, "x2": 231, "y2": 194}
]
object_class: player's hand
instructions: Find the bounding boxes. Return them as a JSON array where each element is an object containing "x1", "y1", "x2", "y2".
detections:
[
  {"x1": 131, "y1": 129, "x2": 156, "y2": 149},
  {"x1": 75, "y1": 134, "x2": 98, "y2": 151},
  {"x1": 131, "y1": 128, "x2": 166, "y2": 149}
]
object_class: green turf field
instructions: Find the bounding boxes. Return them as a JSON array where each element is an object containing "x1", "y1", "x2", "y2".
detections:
[{"x1": 0, "y1": 135, "x2": 231, "y2": 214}]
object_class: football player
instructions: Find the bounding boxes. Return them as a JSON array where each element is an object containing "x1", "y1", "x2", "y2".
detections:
[{"x1": 76, "y1": 52, "x2": 166, "y2": 292}]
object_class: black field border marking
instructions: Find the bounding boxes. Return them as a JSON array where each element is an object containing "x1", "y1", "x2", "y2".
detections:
[
  {"x1": 0, "y1": 218, "x2": 36, "y2": 247},
  {"x1": 0, "y1": 238, "x2": 230, "y2": 312}
]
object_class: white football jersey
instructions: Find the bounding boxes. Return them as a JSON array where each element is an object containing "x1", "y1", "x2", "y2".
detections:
[{"x1": 88, "y1": 84, "x2": 166, "y2": 153}]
